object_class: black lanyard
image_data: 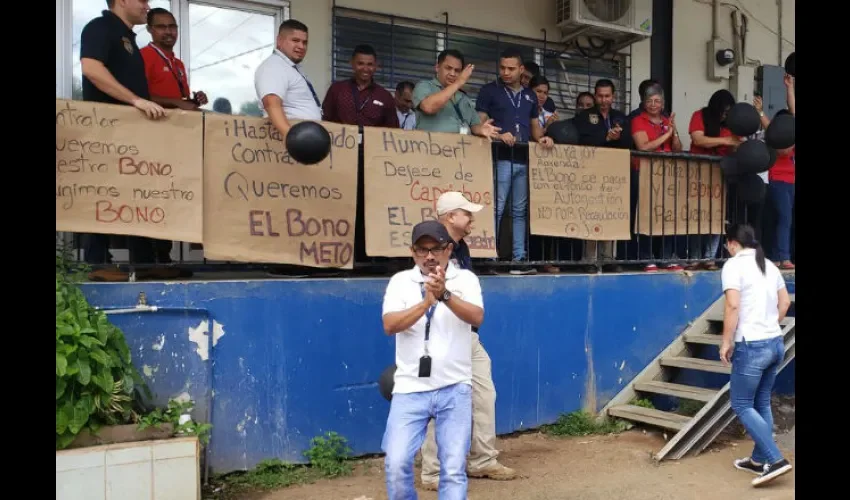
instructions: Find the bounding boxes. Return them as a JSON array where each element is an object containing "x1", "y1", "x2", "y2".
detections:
[
  {"x1": 350, "y1": 83, "x2": 373, "y2": 112},
  {"x1": 275, "y1": 50, "x2": 321, "y2": 108},
  {"x1": 502, "y1": 86, "x2": 523, "y2": 137},
  {"x1": 350, "y1": 82, "x2": 374, "y2": 125},
  {"x1": 420, "y1": 285, "x2": 436, "y2": 351},
  {"x1": 449, "y1": 96, "x2": 466, "y2": 125},
  {"x1": 149, "y1": 44, "x2": 188, "y2": 99}
]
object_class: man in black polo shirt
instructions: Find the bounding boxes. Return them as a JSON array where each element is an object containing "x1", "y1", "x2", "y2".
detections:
[
  {"x1": 573, "y1": 79, "x2": 631, "y2": 149},
  {"x1": 574, "y1": 79, "x2": 631, "y2": 269},
  {"x1": 79, "y1": 0, "x2": 167, "y2": 267}
]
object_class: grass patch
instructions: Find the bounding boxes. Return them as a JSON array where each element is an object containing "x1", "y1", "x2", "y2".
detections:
[
  {"x1": 542, "y1": 410, "x2": 632, "y2": 437},
  {"x1": 206, "y1": 431, "x2": 354, "y2": 498},
  {"x1": 223, "y1": 459, "x2": 323, "y2": 490},
  {"x1": 632, "y1": 398, "x2": 655, "y2": 409},
  {"x1": 677, "y1": 399, "x2": 705, "y2": 417}
]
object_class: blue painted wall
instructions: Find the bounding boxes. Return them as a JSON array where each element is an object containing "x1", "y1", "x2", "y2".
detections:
[{"x1": 80, "y1": 272, "x2": 795, "y2": 474}]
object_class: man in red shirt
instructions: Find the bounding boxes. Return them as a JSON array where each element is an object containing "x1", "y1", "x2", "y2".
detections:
[
  {"x1": 321, "y1": 44, "x2": 399, "y2": 128},
  {"x1": 139, "y1": 7, "x2": 206, "y2": 264},
  {"x1": 140, "y1": 8, "x2": 208, "y2": 111},
  {"x1": 321, "y1": 44, "x2": 398, "y2": 263}
]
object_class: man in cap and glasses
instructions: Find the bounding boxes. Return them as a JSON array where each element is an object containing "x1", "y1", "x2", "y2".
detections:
[
  {"x1": 381, "y1": 220, "x2": 485, "y2": 500},
  {"x1": 419, "y1": 192, "x2": 518, "y2": 490}
]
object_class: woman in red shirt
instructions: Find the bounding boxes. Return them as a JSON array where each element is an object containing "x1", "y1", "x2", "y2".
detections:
[
  {"x1": 631, "y1": 84, "x2": 684, "y2": 272},
  {"x1": 687, "y1": 89, "x2": 741, "y2": 270}
]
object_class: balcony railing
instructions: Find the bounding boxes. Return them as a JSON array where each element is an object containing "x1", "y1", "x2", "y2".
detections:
[{"x1": 56, "y1": 100, "x2": 775, "y2": 277}]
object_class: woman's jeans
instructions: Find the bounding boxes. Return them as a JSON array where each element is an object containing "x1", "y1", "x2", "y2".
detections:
[
  {"x1": 730, "y1": 336, "x2": 786, "y2": 465},
  {"x1": 769, "y1": 181, "x2": 795, "y2": 262},
  {"x1": 382, "y1": 382, "x2": 473, "y2": 500}
]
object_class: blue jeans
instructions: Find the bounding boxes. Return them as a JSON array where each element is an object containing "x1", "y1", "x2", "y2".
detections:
[
  {"x1": 494, "y1": 160, "x2": 528, "y2": 261},
  {"x1": 769, "y1": 181, "x2": 795, "y2": 262},
  {"x1": 688, "y1": 234, "x2": 720, "y2": 260},
  {"x1": 730, "y1": 336, "x2": 785, "y2": 465},
  {"x1": 383, "y1": 382, "x2": 473, "y2": 500}
]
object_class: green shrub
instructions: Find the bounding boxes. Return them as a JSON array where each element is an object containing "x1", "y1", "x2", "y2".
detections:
[{"x1": 55, "y1": 246, "x2": 147, "y2": 449}]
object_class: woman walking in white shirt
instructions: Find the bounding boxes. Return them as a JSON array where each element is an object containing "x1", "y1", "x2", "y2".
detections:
[{"x1": 719, "y1": 224, "x2": 793, "y2": 487}]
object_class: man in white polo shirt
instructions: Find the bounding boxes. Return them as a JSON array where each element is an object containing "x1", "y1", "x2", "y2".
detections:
[
  {"x1": 254, "y1": 19, "x2": 322, "y2": 137},
  {"x1": 382, "y1": 220, "x2": 484, "y2": 500}
]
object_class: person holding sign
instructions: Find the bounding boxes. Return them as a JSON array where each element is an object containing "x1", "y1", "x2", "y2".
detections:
[
  {"x1": 381, "y1": 220, "x2": 484, "y2": 500},
  {"x1": 476, "y1": 48, "x2": 555, "y2": 274},
  {"x1": 412, "y1": 49, "x2": 500, "y2": 138},
  {"x1": 140, "y1": 8, "x2": 208, "y2": 111},
  {"x1": 419, "y1": 192, "x2": 518, "y2": 490},
  {"x1": 574, "y1": 79, "x2": 631, "y2": 269},
  {"x1": 78, "y1": 0, "x2": 167, "y2": 270},
  {"x1": 254, "y1": 19, "x2": 322, "y2": 137},
  {"x1": 79, "y1": 1, "x2": 166, "y2": 120}
]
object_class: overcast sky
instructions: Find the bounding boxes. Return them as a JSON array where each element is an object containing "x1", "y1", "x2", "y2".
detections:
[{"x1": 72, "y1": 0, "x2": 276, "y2": 113}]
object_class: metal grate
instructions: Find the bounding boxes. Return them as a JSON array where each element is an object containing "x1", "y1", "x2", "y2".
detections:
[{"x1": 331, "y1": 7, "x2": 631, "y2": 111}]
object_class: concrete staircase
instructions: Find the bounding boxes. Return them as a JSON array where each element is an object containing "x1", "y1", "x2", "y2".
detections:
[{"x1": 600, "y1": 294, "x2": 796, "y2": 461}]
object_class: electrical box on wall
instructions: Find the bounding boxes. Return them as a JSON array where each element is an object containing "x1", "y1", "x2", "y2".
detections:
[
  {"x1": 706, "y1": 38, "x2": 734, "y2": 81},
  {"x1": 756, "y1": 64, "x2": 788, "y2": 120},
  {"x1": 730, "y1": 65, "x2": 756, "y2": 102}
]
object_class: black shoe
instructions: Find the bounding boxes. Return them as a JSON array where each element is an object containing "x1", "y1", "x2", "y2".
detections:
[
  {"x1": 508, "y1": 266, "x2": 538, "y2": 275},
  {"x1": 733, "y1": 457, "x2": 763, "y2": 475},
  {"x1": 752, "y1": 458, "x2": 792, "y2": 486}
]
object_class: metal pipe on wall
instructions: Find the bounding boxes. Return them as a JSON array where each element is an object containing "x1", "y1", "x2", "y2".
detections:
[
  {"x1": 96, "y1": 302, "x2": 217, "y2": 486},
  {"x1": 711, "y1": 0, "x2": 719, "y2": 39},
  {"x1": 777, "y1": 0, "x2": 783, "y2": 65}
]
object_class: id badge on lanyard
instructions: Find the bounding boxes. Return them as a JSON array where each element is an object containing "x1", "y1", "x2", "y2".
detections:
[{"x1": 450, "y1": 96, "x2": 469, "y2": 135}]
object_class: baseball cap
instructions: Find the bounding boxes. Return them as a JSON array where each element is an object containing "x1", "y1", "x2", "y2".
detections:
[
  {"x1": 411, "y1": 220, "x2": 451, "y2": 246},
  {"x1": 436, "y1": 191, "x2": 484, "y2": 216}
]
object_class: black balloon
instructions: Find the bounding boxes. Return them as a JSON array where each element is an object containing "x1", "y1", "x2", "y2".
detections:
[
  {"x1": 764, "y1": 113, "x2": 795, "y2": 150},
  {"x1": 766, "y1": 145, "x2": 778, "y2": 170},
  {"x1": 736, "y1": 173, "x2": 767, "y2": 204},
  {"x1": 735, "y1": 139, "x2": 773, "y2": 175},
  {"x1": 784, "y1": 52, "x2": 795, "y2": 77},
  {"x1": 726, "y1": 102, "x2": 761, "y2": 137},
  {"x1": 720, "y1": 156, "x2": 741, "y2": 179},
  {"x1": 286, "y1": 121, "x2": 332, "y2": 165},
  {"x1": 545, "y1": 119, "x2": 580, "y2": 145},
  {"x1": 379, "y1": 364, "x2": 396, "y2": 401}
]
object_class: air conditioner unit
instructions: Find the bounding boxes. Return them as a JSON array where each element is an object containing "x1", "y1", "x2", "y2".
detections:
[{"x1": 556, "y1": 0, "x2": 653, "y2": 43}]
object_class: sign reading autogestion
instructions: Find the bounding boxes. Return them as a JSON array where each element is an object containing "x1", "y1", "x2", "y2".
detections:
[{"x1": 529, "y1": 144, "x2": 631, "y2": 241}]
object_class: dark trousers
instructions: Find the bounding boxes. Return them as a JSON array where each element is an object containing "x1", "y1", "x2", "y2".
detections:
[
  {"x1": 83, "y1": 234, "x2": 167, "y2": 264},
  {"x1": 768, "y1": 181, "x2": 795, "y2": 262},
  {"x1": 727, "y1": 182, "x2": 766, "y2": 242}
]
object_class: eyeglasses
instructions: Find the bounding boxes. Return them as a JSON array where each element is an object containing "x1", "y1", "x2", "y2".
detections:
[{"x1": 412, "y1": 243, "x2": 449, "y2": 257}]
